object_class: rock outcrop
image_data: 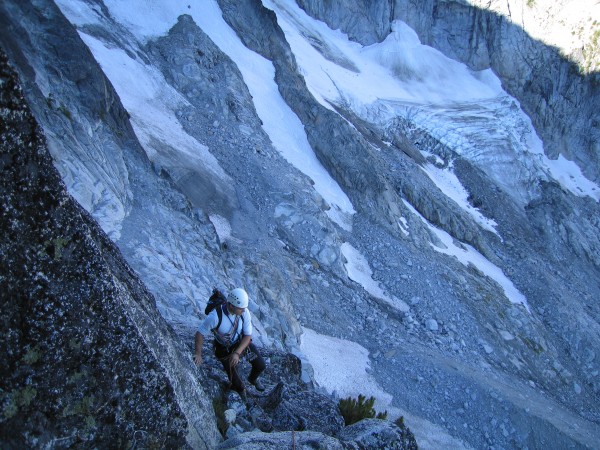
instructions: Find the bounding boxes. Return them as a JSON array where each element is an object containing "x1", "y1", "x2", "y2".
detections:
[
  {"x1": 0, "y1": 49, "x2": 220, "y2": 449},
  {"x1": 297, "y1": 0, "x2": 600, "y2": 183},
  {"x1": 296, "y1": 0, "x2": 394, "y2": 45},
  {"x1": 181, "y1": 324, "x2": 418, "y2": 449}
]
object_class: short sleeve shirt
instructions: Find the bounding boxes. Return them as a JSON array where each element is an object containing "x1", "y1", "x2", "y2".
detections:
[{"x1": 198, "y1": 305, "x2": 252, "y2": 345}]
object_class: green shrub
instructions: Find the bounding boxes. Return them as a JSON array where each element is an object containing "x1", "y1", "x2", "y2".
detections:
[{"x1": 338, "y1": 394, "x2": 387, "y2": 426}]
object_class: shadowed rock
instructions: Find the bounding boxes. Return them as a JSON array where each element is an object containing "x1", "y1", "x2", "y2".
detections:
[{"x1": 0, "y1": 49, "x2": 220, "y2": 450}]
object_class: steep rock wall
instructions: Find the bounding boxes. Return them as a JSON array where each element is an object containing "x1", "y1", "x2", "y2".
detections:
[
  {"x1": 0, "y1": 50, "x2": 220, "y2": 449},
  {"x1": 296, "y1": 0, "x2": 600, "y2": 183},
  {"x1": 0, "y1": 0, "x2": 234, "y2": 324},
  {"x1": 0, "y1": 0, "x2": 137, "y2": 241},
  {"x1": 295, "y1": 0, "x2": 394, "y2": 45}
]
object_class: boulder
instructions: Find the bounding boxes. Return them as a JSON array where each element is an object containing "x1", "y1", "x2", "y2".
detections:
[
  {"x1": 339, "y1": 418, "x2": 418, "y2": 450},
  {"x1": 217, "y1": 430, "x2": 344, "y2": 450}
]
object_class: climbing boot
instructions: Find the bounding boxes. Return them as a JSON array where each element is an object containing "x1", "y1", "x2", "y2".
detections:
[{"x1": 249, "y1": 378, "x2": 265, "y2": 392}]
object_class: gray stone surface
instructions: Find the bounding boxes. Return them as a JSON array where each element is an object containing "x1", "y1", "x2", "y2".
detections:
[
  {"x1": 295, "y1": 0, "x2": 393, "y2": 45},
  {"x1": 339, "y1": 418, "x2": 418, "y2": 450},
  {"x1": 0, "y1": 50, "x2": 220, "y2": 449},
  {"x1": 217, "y1": 430, "x2": 344, "y2": 450},
  {"x1": 299, "y1": 0, "x2": 600, "y2": 183}
]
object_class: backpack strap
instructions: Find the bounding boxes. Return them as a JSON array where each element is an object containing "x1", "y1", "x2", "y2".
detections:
[
  {"x1": 213, "y1": 303, "x2": 225, "y2": 331},
  {"x1": 212, "y1": 303, "x2": 246, "y2": 344}
]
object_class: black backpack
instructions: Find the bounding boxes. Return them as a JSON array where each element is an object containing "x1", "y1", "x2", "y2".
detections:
[{"x1": 205, "y1": 288, "x2": 244, "y2": 331}]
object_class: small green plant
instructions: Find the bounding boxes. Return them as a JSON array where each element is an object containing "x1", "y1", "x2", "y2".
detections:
[
  {"x1": 520, "y1": 336, "x2": 545, "y2": 355},
  {"x1": 338, "y1": 394, "x2": 387, "y2": 426},
  {"x1": 2, "y1": 386, "x2": 38, "y2": 419},
  {"x1": 526, "y1": 0, "x2": 535, "y2": 7},
  {"x1": 394, "y1": 416, "x2": 419, "y2": 450},
  {"x1": 46, "y1": 93, "x2": 55, "y2": 109},
  {"x1": 42, "y1": 236, "x2": 69, "y2": 261},
  {"x1": 23, "y1": 346, "x2": 41, "y2": 364},
  {"x1": 45, "y1": 93, "x2": 73, "y2": 120}
]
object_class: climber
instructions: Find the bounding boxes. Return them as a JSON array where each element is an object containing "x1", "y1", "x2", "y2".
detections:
[{"x1": 194, "y1": 287, "x2": 266, "y2": 393}]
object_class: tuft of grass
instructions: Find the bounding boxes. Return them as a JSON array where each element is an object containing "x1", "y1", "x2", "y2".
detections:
[
  {"x1": 23, "y1": 346, "x2": 41, "y2": 364},
  {"x1": 1, "y1": 386, "x2": 38, "y2": 419},
  {"x1": 42, "y1": 237, "x2": 69, "y2": 261},
  {"x1": 394, "y1": 416, "x2": 419, "y2": 450},
  {"x1": 520, "y1": 336, "x2": 545, "y2": 355},
  {"x1": 338, "y1": 394, "x2": 387, "y2": 426}
]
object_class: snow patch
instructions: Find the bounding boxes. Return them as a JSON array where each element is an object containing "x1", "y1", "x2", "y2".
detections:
[
  {"x1": 78, "y1": 33, "x2": 229, "y2": 185},
  {"x1": 341, "y1": 242, "x2": 409, "y2": 312},
  {"x1": 544, "y1": 155, "x2": 600, "y2": 201},
  {"x1": 299, "y1": 327, "x2": 474, "y2": 450},
  {"x1": 421, "y1": 162, "x2": 498, "y2": 234},
  {"x1": 398, "y1": 216, "x2": 410, "y2": 236},
  {"x1": 403, "y1": 200, "x2": 530, "y2": 313},
  {"x1": 300, "y1": 327, "x2": 393, "y2": 412}
]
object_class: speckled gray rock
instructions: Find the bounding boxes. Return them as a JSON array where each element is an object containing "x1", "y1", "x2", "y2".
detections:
[
  {"x1": 217, "y1": 430, "x2": 345, "y2": 450},
  {"x1": 0, "y1": 50, "x2": 220, "y2": 450},
  {"x1": 339, "y1": 418, "x2": 418, "y2": 450}
]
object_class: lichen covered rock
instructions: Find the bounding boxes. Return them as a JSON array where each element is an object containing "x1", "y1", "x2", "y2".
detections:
[
  {"x1": 0, "y1": 49, "x2": 218, "y2": 449},
  {"x1": 339, "y1": 418, "x2": 418, "y2": 450}
]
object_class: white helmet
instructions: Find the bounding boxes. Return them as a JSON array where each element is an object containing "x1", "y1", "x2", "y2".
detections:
[{"x1": 228, "y1": 288, "x2": 249, "y2": 309}]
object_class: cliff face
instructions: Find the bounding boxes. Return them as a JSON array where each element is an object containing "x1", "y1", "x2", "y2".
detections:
[
  {"x1": 293, "y1": 0, "x2": 394, "y2": 44},
  {"x1": 0, "y1": 0, "x2": 235, "y2": 325},
  {"x1": 0, "y1": 51, "x2": 220, "y2": 449},
  {"x1": 297, "y1": 0, "x2": 600, "y2": 182}
]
